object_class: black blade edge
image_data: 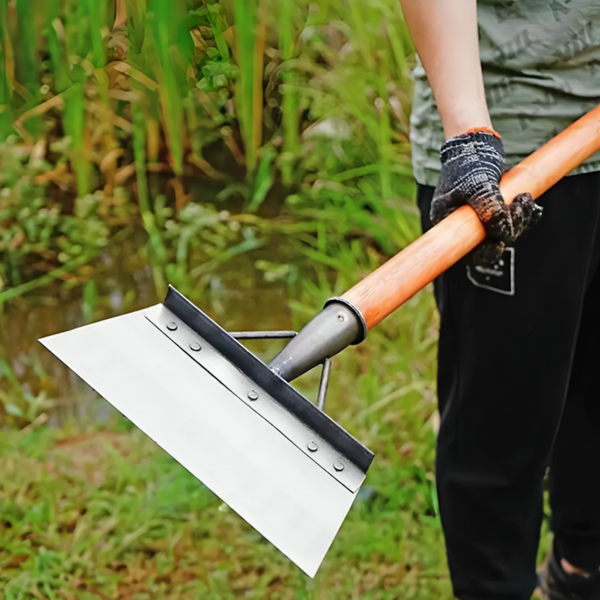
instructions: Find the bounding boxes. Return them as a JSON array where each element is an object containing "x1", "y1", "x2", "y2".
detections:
[{"x1": 164, "y1": 285, "x2": 374, "y2": 473}]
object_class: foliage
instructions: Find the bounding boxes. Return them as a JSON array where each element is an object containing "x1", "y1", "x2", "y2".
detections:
[
  {"x1": 0, "y1": 0, "x2": 416, "y2": 299},
  {"x1": 0, "y1": 139, "x2": 124, "y2": 292}
]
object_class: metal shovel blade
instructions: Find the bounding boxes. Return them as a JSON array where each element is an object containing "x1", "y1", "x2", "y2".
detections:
[{"x1": 39, "y1": 286, "x2": 373, "y2": 577}]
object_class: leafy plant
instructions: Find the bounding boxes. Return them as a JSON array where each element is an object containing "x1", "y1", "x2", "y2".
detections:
[{"x1": 0, "y1": 0, "x2": 417, "y2": 295}]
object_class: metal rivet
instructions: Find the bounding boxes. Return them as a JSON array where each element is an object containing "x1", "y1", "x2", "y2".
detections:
[
  {"x1": 337, "y1": 314, "x2": 345, "y2": 321},
  {"x1": 166, "y1": 321, "x2": 178, "y2": 331},
  {"x1": 248, "y1": 390, "x2": 259, "y2": 401},
  {"x1": 190, "y1": 342, "x2": 201, "y2": 352},
  {"x1": 333, "y1": 460, "x2": 345, "y2": 472},
  {"x1": 307, "y1": 441, "x2": 318, "y2": 452}
]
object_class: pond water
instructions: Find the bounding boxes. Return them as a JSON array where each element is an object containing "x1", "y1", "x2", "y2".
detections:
[{"x1": 0, "y1": 235, "x2": 296, "y2": 426}]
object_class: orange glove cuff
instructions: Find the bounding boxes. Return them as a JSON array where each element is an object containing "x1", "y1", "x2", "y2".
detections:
[{"x1": 465, "y1": 126, "x2": 502, "y2": 139}]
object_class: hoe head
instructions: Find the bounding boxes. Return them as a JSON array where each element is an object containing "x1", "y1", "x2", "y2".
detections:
[{"x1": 39, "y1": 286, "x2": 373, "y2": 577}]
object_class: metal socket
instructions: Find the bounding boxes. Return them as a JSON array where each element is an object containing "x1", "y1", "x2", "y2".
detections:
[{"x1": 269, "y1": 301, "x2": 364, "y2": 382}]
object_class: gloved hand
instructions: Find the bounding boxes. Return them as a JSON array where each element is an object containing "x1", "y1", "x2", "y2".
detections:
[{"x1": 431, "y1": 128, "x2": 543, "y2": 266}]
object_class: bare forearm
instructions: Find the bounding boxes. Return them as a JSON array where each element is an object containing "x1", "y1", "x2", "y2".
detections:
[{"x1": 400, "y1": 0, "x2": 491, "y2": 138}]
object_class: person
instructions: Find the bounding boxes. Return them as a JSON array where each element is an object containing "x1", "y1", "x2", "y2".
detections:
[{"x1": 398, "y1": 1, "x2": 600, "y2": 599}]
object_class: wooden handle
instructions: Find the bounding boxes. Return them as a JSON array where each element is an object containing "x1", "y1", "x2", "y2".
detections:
[{"x1": 342, "y1": 105, "x2": 600, "y2": 330}]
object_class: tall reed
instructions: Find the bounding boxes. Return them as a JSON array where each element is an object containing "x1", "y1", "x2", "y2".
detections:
[
  {"x1": 1, "y1": 0, "x2": 418, "y2": 290},
  {"x1": 232, "y1": 0, "x2": 260, "y2": 174},
  {"x1": 0, "y1": 0, "x2": 11, "y2": 140}
]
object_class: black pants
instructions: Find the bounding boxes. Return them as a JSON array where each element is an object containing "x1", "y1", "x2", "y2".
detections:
[{"x1": 417, "y1": 171, "x2": 600, "y2": 600}]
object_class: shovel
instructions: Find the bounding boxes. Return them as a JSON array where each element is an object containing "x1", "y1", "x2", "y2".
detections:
[{"x1": 39, "y1": 105, "x2": 600, "y2": 577}]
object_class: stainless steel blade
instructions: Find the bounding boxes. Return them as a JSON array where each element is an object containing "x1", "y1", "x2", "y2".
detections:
[{"x1": 39, "y1": 307, "x2": 359, "y2": 577}]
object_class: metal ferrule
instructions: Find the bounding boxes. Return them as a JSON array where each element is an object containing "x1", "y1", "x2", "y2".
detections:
[
  {"x1": 269, "y1": 300, "x2": 366, "y2": 382},
  {"x1": 324, "y1": 297, "x2": 367, "y2": 343}
]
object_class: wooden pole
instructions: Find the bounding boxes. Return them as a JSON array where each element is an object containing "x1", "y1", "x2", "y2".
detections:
[{"x1": 342, "y1": 105, "x2": 600, "y2": 330}]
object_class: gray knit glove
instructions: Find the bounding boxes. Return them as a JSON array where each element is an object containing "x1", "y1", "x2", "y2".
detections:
[{"x1": 431, "y1": 130, "x2": 543, "y2": 265}]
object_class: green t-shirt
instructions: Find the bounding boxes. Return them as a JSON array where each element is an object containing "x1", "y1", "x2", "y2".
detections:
[{"x1": 410, "y1": 0, "x2": 600, "y2": 187}]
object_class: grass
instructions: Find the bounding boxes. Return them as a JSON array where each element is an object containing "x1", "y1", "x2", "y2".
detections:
[{"x1": 0, "y1": 424, "x2": 446, "y2": 600}]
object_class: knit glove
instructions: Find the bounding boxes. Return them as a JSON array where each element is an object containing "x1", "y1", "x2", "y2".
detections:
[{"x1": 431, "y1": 129, "x2": 543, "y2": 266}]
